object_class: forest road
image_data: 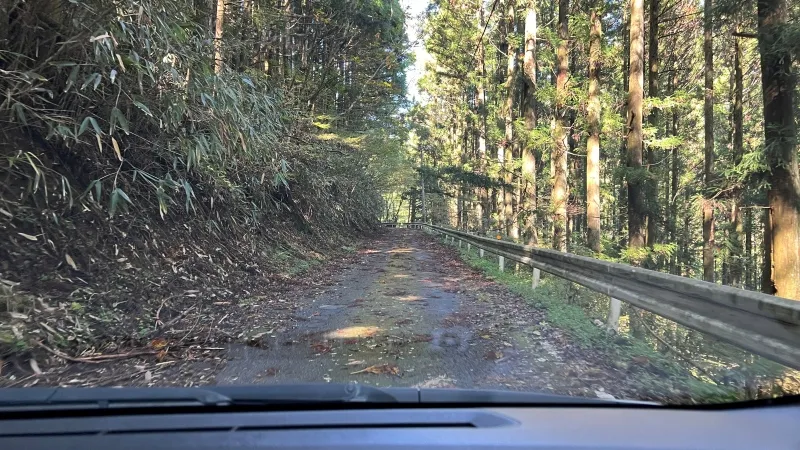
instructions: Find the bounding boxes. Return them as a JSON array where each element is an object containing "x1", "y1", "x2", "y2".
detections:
[{"x1": 218, "y1": 228, "x2": 608, "y2": 396}]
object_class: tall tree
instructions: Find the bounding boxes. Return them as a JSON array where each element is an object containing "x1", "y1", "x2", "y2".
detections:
[
  {"x1": 522, "y1": 1, "x2": 538, "y2": 245},
  {"x1": 627, "y1": 0, "x2": 647, "y2": 251},
  {"x1": 586, "y1": 9, "x2": 602, "y2": 253},
  {"x1": 729, "y1": 30, "x2": 744, "y2": 288},
  {"x1": 702, "y1": 0, "x2": 715, "y2": 282},
  {"x1": 476, "y1": 3, "x2": 490, "y2": 233},
  {"x1": 646, "y1": 0, "x2": 659, "y2": 249},
  {"x1": 501, "y1": 1, "x2": 518, "y2": 238},
  {"x1": 552, "y1": 0, "x2": 570, "y2": 252},
  {"x1": 757, "y1": 0, "x2": 800, "y2": 300},
  {"x1": 622, "y1": 0, "x2": 647, "y2": 337}
]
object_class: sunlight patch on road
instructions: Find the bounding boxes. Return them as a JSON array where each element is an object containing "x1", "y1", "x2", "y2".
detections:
[
  {"x1": 387, "y1": 247, "x2": 414, "y2": 254},
  {"x1": 324, "y1": 326, "x2": 381, "y2": 339}
]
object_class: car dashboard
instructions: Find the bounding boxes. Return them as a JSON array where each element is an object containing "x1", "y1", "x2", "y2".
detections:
[{"x1": 0, "y1": 402, "x2": 798, "y2": 449}]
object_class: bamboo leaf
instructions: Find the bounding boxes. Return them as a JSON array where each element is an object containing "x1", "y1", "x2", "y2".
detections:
[
  {"x1": 11, "y1": 103, "x2": 27, "y2": 125},
  {"x1": 88, "y1": 117, "x2": 102, "y2": 136},
  {"x1": 111, "y1": 137, "x2": 123, "y2": 161},
  {"x1": 111, "y1": 107, "x2": 130, "y2": 134},
  {"x1": 65, "y1": 253, "x2": 78, "y2": 270},
  {"x1": 133, "y1": 101, "x2": 153, "y2": 117},
  {"x1": 109, "y1": 188, "x2": 132, "y2": 216}
]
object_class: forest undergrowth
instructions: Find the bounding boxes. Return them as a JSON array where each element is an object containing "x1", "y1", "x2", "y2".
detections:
[
  {"x1": 0, "y1": 0, "x2": 403, "y2": 382},
  {"x1": 446, "y1": 235, "x2": 800, "y2": 403}
]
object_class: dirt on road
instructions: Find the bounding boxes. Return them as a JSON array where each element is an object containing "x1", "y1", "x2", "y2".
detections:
[
  {"x1": 6, "y1": 228, "x2": 637, "y2": 400},
  {"x1": 218, "y1": 229, "x2": 623, "y2": 399}
]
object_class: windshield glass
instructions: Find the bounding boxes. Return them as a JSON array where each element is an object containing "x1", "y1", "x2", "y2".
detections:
[{"x1": 0, "y1": 0, "x2": 798, "y2": 405}]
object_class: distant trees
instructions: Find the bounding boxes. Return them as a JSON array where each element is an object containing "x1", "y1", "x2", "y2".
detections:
[{"x1": 413, "y1": 0, "x2": 800, "y2": 314}]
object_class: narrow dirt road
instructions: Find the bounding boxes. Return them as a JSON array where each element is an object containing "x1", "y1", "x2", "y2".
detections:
[{"x1": 218, "y1": 229, "x2": 618, "y2": 398}]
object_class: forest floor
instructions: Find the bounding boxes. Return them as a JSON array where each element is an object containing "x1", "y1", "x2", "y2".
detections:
[{"x1": 4, "y1": 228, "x2": 739, "y2": 402}]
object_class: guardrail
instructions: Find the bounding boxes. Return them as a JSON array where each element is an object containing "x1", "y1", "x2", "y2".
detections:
[
  {"x1": 382, "y1": 222, "x2": 800, "y2": 369},
  {"x1": 380, "y1": 222, "x2": 425, "y2": 229}
]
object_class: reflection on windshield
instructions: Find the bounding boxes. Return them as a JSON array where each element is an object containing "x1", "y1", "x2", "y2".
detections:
[{"x1": 0, "y1": 0, "x2": 798, "y2": 404}]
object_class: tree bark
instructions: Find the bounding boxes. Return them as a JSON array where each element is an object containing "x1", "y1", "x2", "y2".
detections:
[
  {"x1": 586, "y1": 9, "x2": 602, "y2": 253},
  {"x1": 522, "y1": 1, "x2": 538, "y2": 245},
  {"x1": 627, "y1": 0, "x2": 647, "y2": 251},
  {"x1": 730, "y1": 32, "x2": 744, "y2": 288},
  {"x1": 615, "y1": 5, "x2": 630, "y2": 251},
  {"x1": 626, "y1": 0, "x2": 647, "y2": 338},
  {"x1": 668, "y1": 70, "x2": 680, "y2": 275},
  {"x1": 702, "y1": 0, "x2": 715, "y2": 282},
  {"x1": 745, "y1": 207, "x2": 753, "y2": 288},
  {"x1": 757, "y1": 0, "x2": 800, "y2": 300},
  {"x1": 213, "y1": 0, "x2": 226, "y2": 73},
  {"x1": 502, "y1": 2, "x2": 518, "y2": 238},
  {"x1": 476, "y1": 4, "x2": 490, "y2": 233},
  {"x1": 762, "y1": 207, "x2": 774, "y2": 294},
  {"x1": 552, "y1": 0, "x2": 569, "y2": 252},
  {"x1": 609, "y1": 1, "x2": 629, "y2": 332},
  {"x1": 645, "y1": 0, "x2": 659, "y2": 250}
]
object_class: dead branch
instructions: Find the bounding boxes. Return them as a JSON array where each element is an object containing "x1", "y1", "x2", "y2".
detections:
[
  {"x1": 638, "y1": 319, "x2": 716, "y2": 380},
  {"x1": 36, "y1": 341, "x2": 157, "y2": 364},
  {"x1": 36, "y1": 341, "x2": 100, "y2": 364},
  {"x1": 145, "y1": 305, "x2": 196, "y2": 339}
]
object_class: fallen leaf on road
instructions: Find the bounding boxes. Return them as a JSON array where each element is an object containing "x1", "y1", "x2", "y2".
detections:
[
  {"x1": 595, "y1": 390, "x2": 616, "y2": 400},
  {"x1": 311, "y1": 341, "x2": 332, "y2": 354},
  {"x1": 30, "y1": 358, "x2": 42, "y2": 375},
  {"x1": 350, "y1": 364, "x2": 400, "y2": 375},
  {"x1": 415, "y1": 375, "x2": 456, "y2": 388},
  {"x1": 346, "y1": 360, "x2": 366, "y2": 366},
  {"x1": 485, "y1": 350, "x2": 503, "y2": 361}
]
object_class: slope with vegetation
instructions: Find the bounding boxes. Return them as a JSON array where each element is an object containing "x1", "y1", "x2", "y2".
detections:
[{"x1": 0, "y1": 0, "x2": 410, "y2": 374}]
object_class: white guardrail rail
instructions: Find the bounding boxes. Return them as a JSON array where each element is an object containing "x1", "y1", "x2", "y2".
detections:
[{"x1": 381, "y1": 222, "x2": 800, "y2": 369}]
